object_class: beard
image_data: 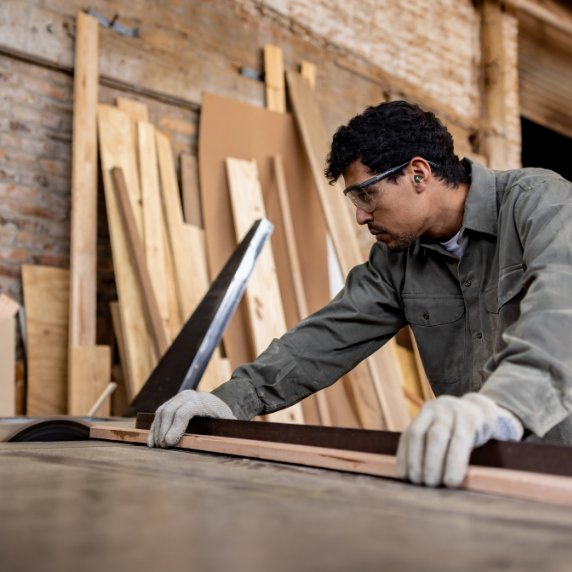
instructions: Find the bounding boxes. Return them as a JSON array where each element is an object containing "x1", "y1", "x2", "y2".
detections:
[{"x1": 369, "y1": 225, "x2": 418, "y2": 252}]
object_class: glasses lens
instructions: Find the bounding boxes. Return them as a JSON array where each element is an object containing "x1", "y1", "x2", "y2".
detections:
[{"x1": 347, "y1": 187, "x2": 376, "y2": 212}]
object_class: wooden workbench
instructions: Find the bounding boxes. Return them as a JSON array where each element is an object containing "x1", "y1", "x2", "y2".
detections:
[{"x1": 1, "y1": 440, "x2": 571, "y2": 572}]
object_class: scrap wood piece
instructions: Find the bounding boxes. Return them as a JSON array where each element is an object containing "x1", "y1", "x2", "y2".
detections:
[
  {"x1": 91, "y1": 424, "x2": 572, "y2": 508},
  {"x1": 22, "y1": 265, "x2": 69, "y2": 415},
  {"x1": 286, "y1": 70, "x2": 410, "y2": 431},
  {"x1": 111, "y1": 167, "x2": 170, "y2": 357},
  {"x1": 97, "y1": 103, "x2": 155, "y2": 397},
  {"x1": 264, "y1": 44, "x2": 286, "y2": 113},
  {"x1": 0, "y1": 293, "x2": 19, "y2": 416},
  {"x1": 225, "y1": 158, "x2": 304, "y2": 424},
  {"x1": 181, "y1": 152, "x2": 203, "y2": 228},
  {"x1": 123, "y1": 220, "x2": 274, "y2": 416},
  {"x1": 300, "y1": 61, "x2": 317, "y2": 90}
]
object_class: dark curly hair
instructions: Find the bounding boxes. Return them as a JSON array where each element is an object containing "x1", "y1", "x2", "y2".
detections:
[{"x1": 325, "y1": 100, "x2": 470, "y2": 187}]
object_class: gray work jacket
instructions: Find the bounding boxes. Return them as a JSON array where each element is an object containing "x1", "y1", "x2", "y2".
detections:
[{"x1": 213, "y1": 160, "x2": 572, "y2": 444}]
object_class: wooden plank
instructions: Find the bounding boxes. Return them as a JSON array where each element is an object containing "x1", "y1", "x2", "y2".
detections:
[
  {"x1": 91, "y1": 425, "x2": 572, "y2": 508},
  {"x1": 68, "y1": 346, "x2": 111, "y2": 416},
  {"x1": 111, "y1": 167, "x2": 170, "y2": 357},
  {"x1": 68, "y1": 11, "x2": 99, "y2": 349},
  {"x1": 181, "y1": 153, "x2": 203, "y2": 228},
  {"x1": 225, "y1": 158, "x2": 304, "y2": 424},
  {"x1": 300, "y1": 61, "x2": 317, "y2": 90},
  {"x1": 155, "y1": 131, "x2": 201, "y2": 321},
  {"x1": 117, "y1": 97, "x2": 149, "y2": 122},
  {"x1": 0, "y1": 294, "x2": 19, "y2": 416},
  {"x1": 286, "y1": 71, "x2": 410, "y2": 431},
  {"x1": 137, "y1": 120, "x2": 171, "y2": 341},
  {"x1": 97, "y1": 104, "x2": 155, "y2": 397},
  {"x1": 264, "y1": 44, "x2": 286, "y2": 113},
  {"x1": 22, "y1": 265, "x2": 69, "y2": 415}
]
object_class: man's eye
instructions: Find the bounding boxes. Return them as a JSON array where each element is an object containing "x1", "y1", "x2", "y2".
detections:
[{"x1": 356, "y1": 189, "x2": 374, "y2": 203}]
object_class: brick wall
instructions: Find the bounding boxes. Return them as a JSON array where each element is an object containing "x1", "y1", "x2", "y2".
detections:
[{"x1": 0, "y1": 0, "x2": 523, "y2": 352}]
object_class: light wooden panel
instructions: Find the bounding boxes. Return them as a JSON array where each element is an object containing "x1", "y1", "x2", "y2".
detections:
[
  {"x1": 286, "y1": 70, "x2": 410, "y2": 431},
  {"x1": 23, "y1": 265, "x2": 69, "y2": 415},
  {"x1": 264, "y1": 44, "x2": 286, "y2": 113},
  {"x1": 225, "y1": 158, "x2": 304, "y2": 424},
  {"x1": 97, "y1": 104, "x2": 155, "y2": 397},
  {"x1": 300, "y1": 61, "x2": 317, "y2": 90},
  {"x1": 0, "y1": 294, "x2": 19, "y2": 416}
]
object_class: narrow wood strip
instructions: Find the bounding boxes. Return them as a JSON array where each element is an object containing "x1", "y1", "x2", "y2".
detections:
[
  {"x1": 90, "y1": 426, "x2": 572, "y2": 508},
  {"x1": 286, "y1": 70, "x2": 410, "y2": 431},
  {"x1": 111, "y1": 167, "x2": 170, "y2": 357},
  {"x1": 300, "y1": 61, "x2": 317, "y2": 90},
  {"x1": 137, "y1": 121, "x2": 171, "y2": 342},
  {"x1": 264, "y1": 44, "x2": 286, "y2": 113},
  {"x1": 68, "y1": 11, "x2": 98, "y2": 349},
  {"x1": 181, "y1": 153, "x2": 203, "y2": 228},
  {"x1": 87, "y1": 382, "x2": 117, "y2": 417},
  {"x1": 225, "y1": 157, "x2": 304, "y2": 424}
]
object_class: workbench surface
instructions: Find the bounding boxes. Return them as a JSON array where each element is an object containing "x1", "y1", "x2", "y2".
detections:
[{"x1": 1, "y1": 440, "x2": 571, "y2": 572}]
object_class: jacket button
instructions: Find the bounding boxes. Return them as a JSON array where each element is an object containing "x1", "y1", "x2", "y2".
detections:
[
  {"x1": 423, "y1": 312, "x2": 430, "y2": 320},
  {"x1": 475, "y1": 332, "x2": 483, "y2": 339},
  {"x1": 464, "y1": 279, "x2": 472, "y2": 287}
]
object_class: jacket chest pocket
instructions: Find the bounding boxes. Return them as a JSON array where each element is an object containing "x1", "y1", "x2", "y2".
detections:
[{"x1": 403, "y1": 296, "x2": 466, "y2": 386}]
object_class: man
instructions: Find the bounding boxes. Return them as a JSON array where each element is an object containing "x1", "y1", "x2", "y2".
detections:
[{"x1": 147, "y1": 101, "x2": 572, "y2": 488}]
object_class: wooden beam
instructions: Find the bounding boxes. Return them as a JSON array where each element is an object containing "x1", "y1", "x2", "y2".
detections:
[
  {"x1": 505, "y1": 0, "x2": 572, "y2": 38},
  {"x1": 481, "y1": 0, "x2": 508, "y2": 169},
  {"x1": 225, "y1": 158, "x2": 304, "y2": 424},
  {"x1": 181, "y1": 153, "x2": 203, "y2": 228},
  {"x1": 285, "y1": 71, "x2": 410, "y2": 431},
  {"x1": 91, "y1": 425, "x2": 572, "y2": 508},
  {"x1": 300, "y1": 61, "x2": 317, "y2": 90},
  {"x1": 264, "y1": 44, "x2": 286, "y2": 113}
]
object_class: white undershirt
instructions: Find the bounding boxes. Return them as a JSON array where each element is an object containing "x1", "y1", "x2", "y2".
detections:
[{"x1": 440, "y1": 230, "x2": 463, "y2": 258}]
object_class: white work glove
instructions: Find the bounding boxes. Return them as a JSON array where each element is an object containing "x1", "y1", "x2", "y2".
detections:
[
  {"x1": 147, "y1": 390, "x2": 236, "y2": 448},
  {"x1": 396, "y1": 393, "x2": 524, "y2": 488}
]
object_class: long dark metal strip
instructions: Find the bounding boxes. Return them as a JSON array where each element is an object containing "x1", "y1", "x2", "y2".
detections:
[
  {"x1": 124, "y1": 219, "x2": 273, "y2": 416},
  {"x1": 136, "y1": 413, "x2": 572, "y2": 478}
]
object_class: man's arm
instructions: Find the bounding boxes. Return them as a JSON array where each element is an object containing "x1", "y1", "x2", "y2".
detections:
[{"x1": 150, "y1": 245, "x2": 407, "y2": 446}]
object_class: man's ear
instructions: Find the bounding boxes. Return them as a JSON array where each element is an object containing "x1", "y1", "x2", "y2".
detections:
[{"x1": 410, "y1": 157, "x2": 432, "y2": 189}]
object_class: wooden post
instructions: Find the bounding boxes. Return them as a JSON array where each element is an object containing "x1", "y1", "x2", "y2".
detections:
[{"x1": 264, "y1": 44, "x2": 286, "y2": 113}]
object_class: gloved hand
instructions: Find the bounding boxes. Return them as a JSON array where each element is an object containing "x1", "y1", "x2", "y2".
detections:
[
  {"x1": 147, "y1": 390, "x2": 236, "y2": 448},
  {"x1": 396, "y1": 392, "x2": 524, "y2": 488}
]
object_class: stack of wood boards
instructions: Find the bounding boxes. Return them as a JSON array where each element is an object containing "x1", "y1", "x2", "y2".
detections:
[{"x1": 13, "y1": 15, "x2": 428, "y2": 427}]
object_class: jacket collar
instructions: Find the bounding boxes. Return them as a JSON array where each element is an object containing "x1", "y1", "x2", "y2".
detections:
[{"x1": 461, "y1": 158, "x2": 498, "y2": 237}]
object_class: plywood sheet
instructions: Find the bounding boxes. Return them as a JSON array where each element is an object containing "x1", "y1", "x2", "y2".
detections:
[{"x1": 23, "y1": 265, "x2": 69, "y2": 415}]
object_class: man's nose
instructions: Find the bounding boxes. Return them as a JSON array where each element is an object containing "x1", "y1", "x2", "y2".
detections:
[{"x1": 355, "y1": 206, "x2": 373, "y2": 225}]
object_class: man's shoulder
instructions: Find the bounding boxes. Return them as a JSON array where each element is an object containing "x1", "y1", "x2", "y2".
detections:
[{"x1": 495, "y1": 166, "x2": 569, "y2": 194}]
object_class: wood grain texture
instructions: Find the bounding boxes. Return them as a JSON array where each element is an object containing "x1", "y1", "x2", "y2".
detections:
[
  {"x1": 91, "y1": 426, "x2": 572, "y2": 508},
  {"x1": 111, "y1": 167, "x2": 170, "y2": 357},
  {"x1": 264, "y1": 44, "x2": 286, "y2": 113},
  {"x1": 23, "y1": 265, "x2": 69, "y2": 415},
  {"x1": 286, "y1": 71, "x2": 410, "y2": 431},
  {"x1": 137, "y1": 120, "x2": 171, "y2": 341},
  {"x1": 225, "y1": 158, "x2": 304, "y2": 425},
  {"x1": 97, "y1": 104, "x2": 155, "y2": 397},
  {"x1": 68, "y1": 346, "x2": 111, "y2": 416}
]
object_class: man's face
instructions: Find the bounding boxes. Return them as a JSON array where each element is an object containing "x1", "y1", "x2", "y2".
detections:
[{"x1": 342, "y1": 160, "x2": 429, "y2": 252}]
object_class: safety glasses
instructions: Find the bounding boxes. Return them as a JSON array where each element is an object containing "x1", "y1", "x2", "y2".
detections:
[{"x1": 343, "y1": 160, "x2": 439, "y2": 213}]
